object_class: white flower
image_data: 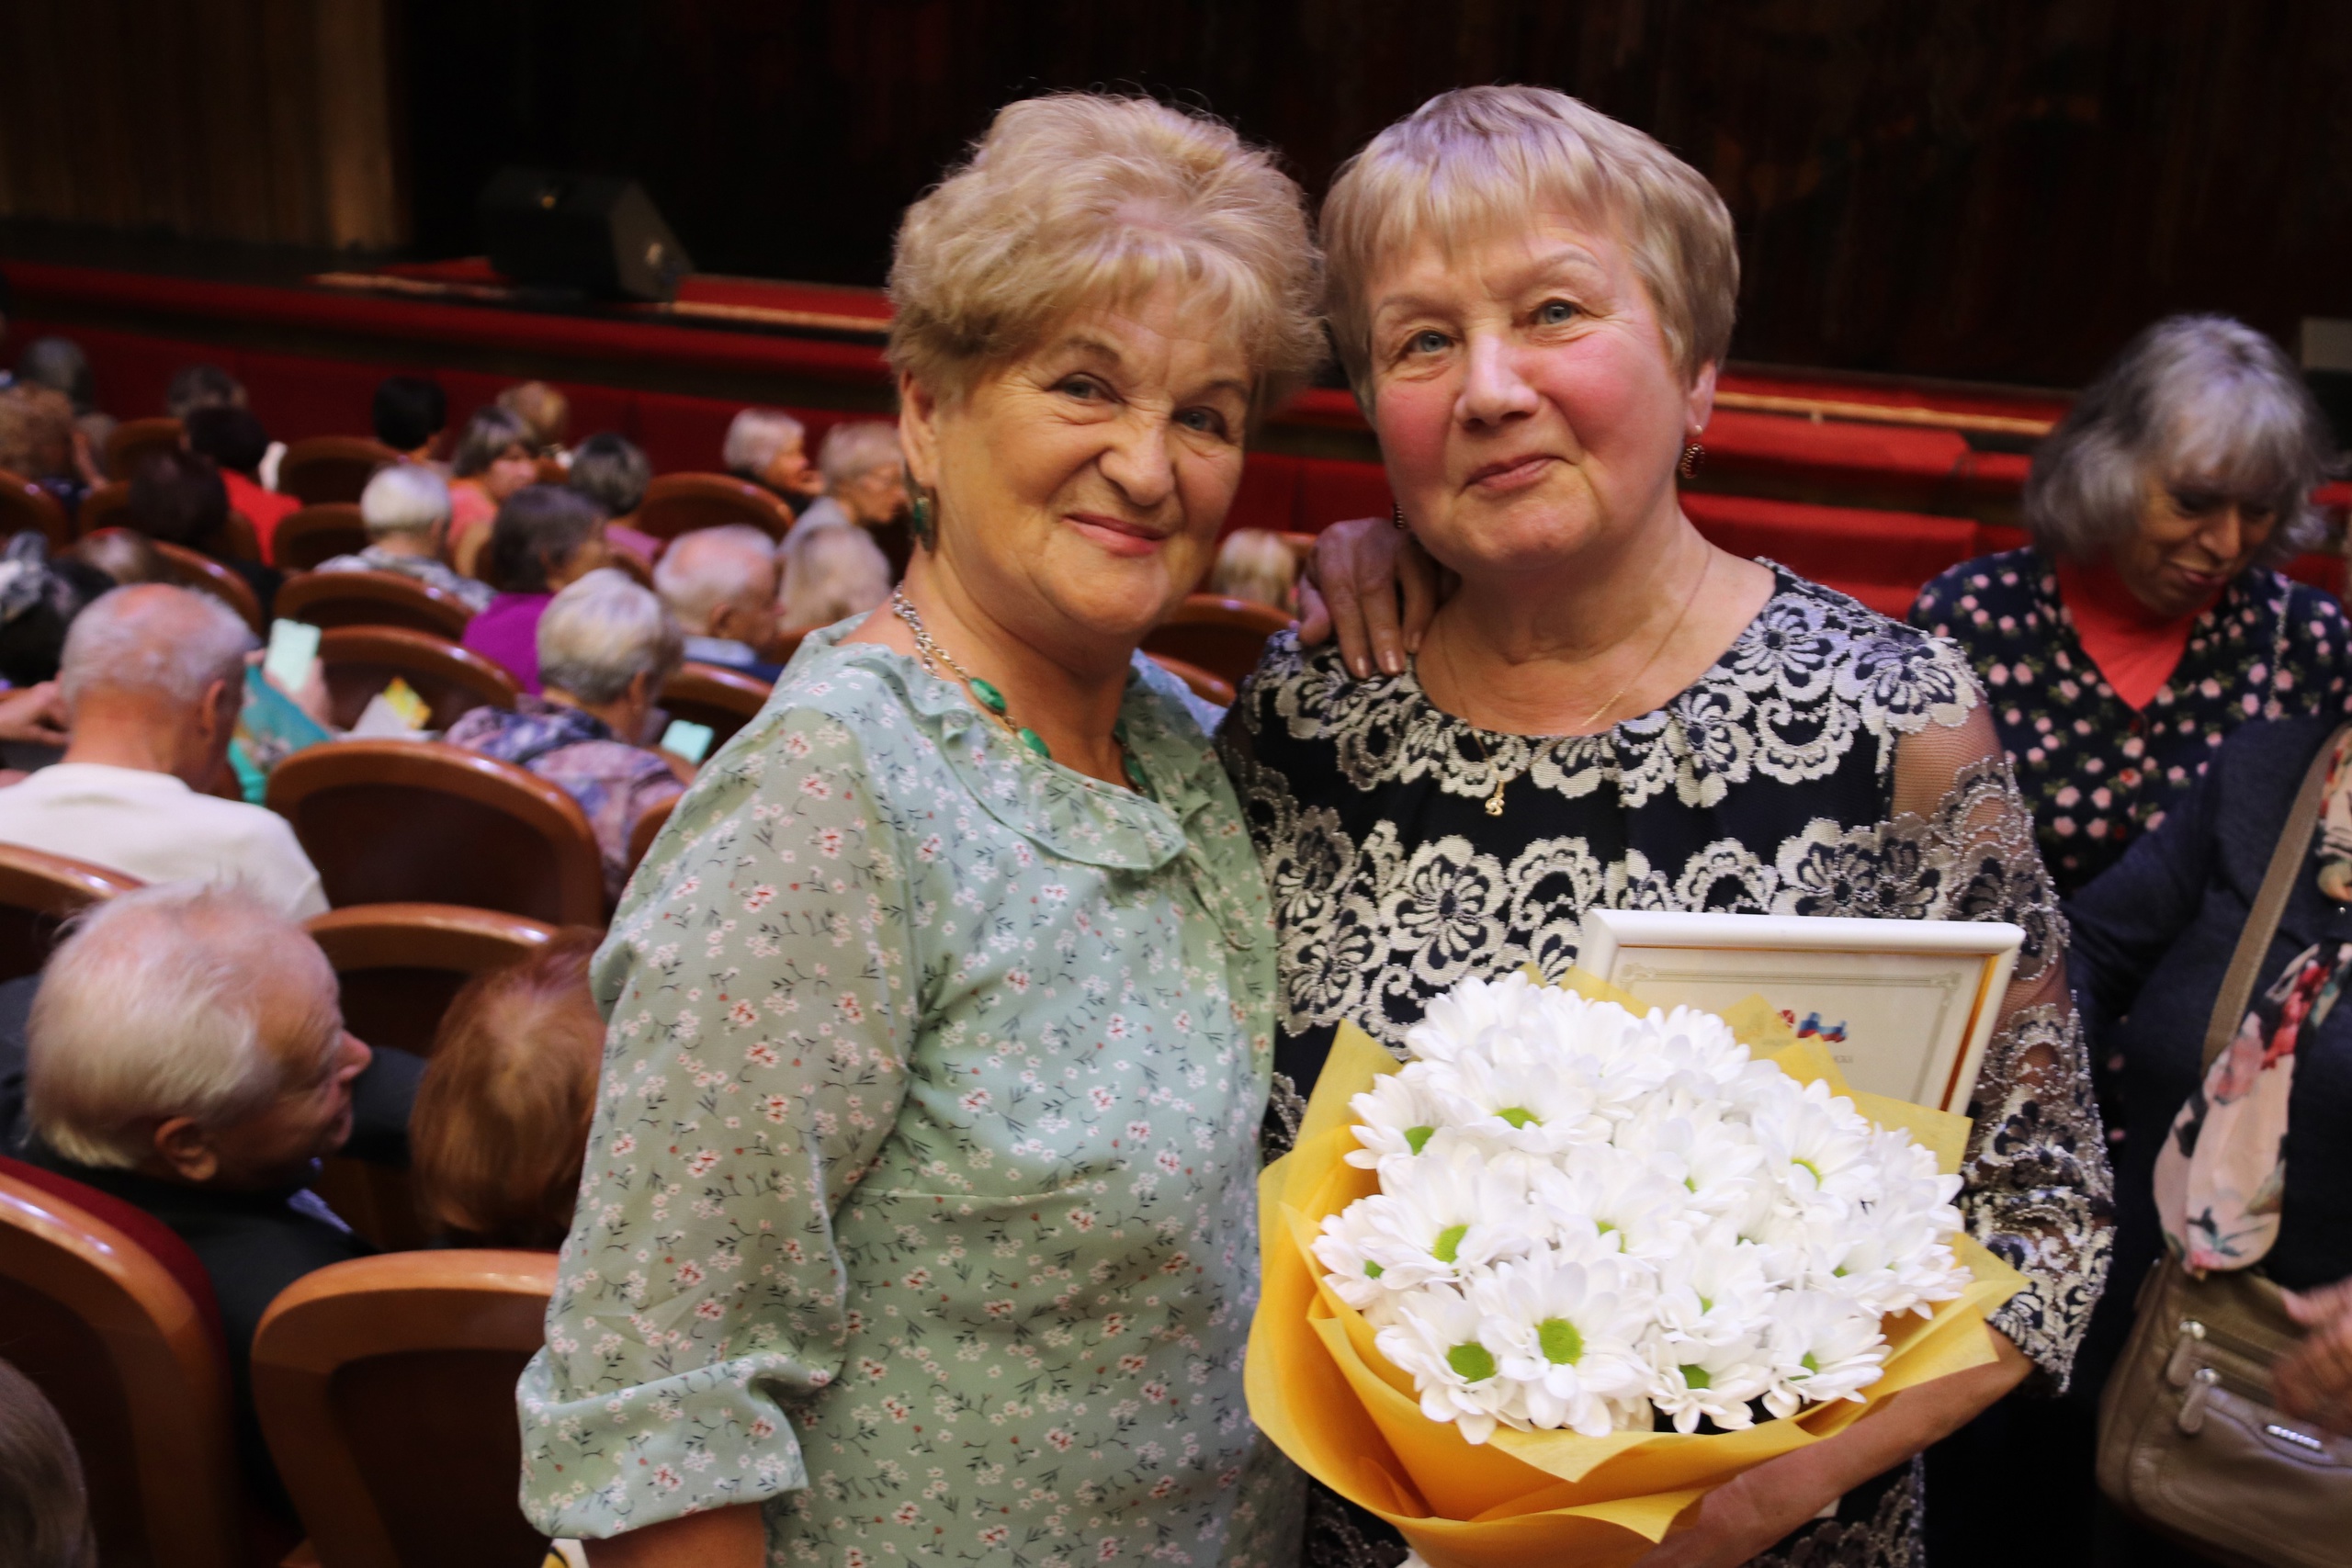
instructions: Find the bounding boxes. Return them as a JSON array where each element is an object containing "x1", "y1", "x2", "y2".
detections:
[
  {"x1": 1762, "y1": 1291, "x2": 1888, "y2": 1417},
  {"x1": 1751, "y1": 1078, "x2": 1877, "y2": 1204},
  {"x1": 1403, "y1": 973, "x2": 1549, "y2": 1067},
  {"x1": 1418, "y1": 1038, "x2": 1611, "y2": 1156},
  {"x1": 1650, "y1": 1227, "x2": 1775, "y2": 1350},
  {"x1": 1374, "y1": 1285, "x2": 1521, "y2": 1445},
  {"x1": 1350, "y1": 1143, "x2": 1544, "y2": 1289},
  {"x1": 1645, "y1": 1331, "x2": 1773, "y2": 1433},
  {"x1": 1469, "y1": 1254, "x2": 1651, "y2": 1437},
  {"x1": 1344, "y1": 1070, "x2": 1452, "y2": 1168}
]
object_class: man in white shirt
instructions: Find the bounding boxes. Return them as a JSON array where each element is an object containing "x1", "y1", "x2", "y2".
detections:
[{"x1": 0, "y1": 584, "x2": 327, "y2": 917}]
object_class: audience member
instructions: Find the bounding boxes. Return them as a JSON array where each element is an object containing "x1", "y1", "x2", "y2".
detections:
[
  {"x1": 316, "y1": 465, "x2": 493, "y2": 612},
  {"x1": 0, "y1": 1358, "x2": 96, "y2": 1568},
  {"x1": 808, "y1": 420, "x2": 909, "y2": 530},
  {"x1": 0, "y1": 534, "x2": 116, "y2": 687},
  {"x1": 0, "y1": 383, "x2": 96, "y2": 517},
  {"x1": 69, "y1": 528, "x2": 164, "y2": 587},
  {"x1": 496, "y1": 380, "x2": 571, "y2": 458},
  {"x1": 410, "y1": 931, "x2": 603, "y2": 1248},
  {"x1": 0, "y1": 586, "x2": 325, "y2": 914},
  {"x1": 21, "y1": 883, "x2": 402, "y2": 1514},
  {"x1": 371, "y1": 374, "x2": 447, "y2": 464},
  {"x1": 15, "y1": 334, "x2": 112, "y2": 458},
  {"x1": 777, "y1": 515, "x2": 891, "y2": 636},
  {"x1": 652, "y1": 524, "x2": 785, "y2": 680},
  {"x1": 722, "y1": 406, "x2": 824, "y2": 510},
  {"x1": 1206, "y1": 527, "x2": 1301, "y2": 612},
  {"x1": 164, "y1": 364, "x2": 244, "y2": 422},
  {"x1": 565, "y1": 430, "x2": 662, "y2": 567},
  {"x1": 459, "y1": 485, "x2": 609, "y2": 694},
  {"x1": 446, "y1": 406, "x2": 539, "y2": 576},
  {"x1": 125, "y1": 449, "x2": 279, "y2": 615},
  {"x1": 447, "y1": 570, "x2": 686, "y2": 896},
  {"x1": 184, "y1": 406, "x2": 299, "y2": 564}
]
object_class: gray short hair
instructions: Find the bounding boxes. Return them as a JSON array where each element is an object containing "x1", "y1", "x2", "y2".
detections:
[
  {"x1": 451, "y1": 406, "x2": 533, "y2": 479},
  {"x1": 28, "y1": 884, "x2": 333, "y2": 1168},
  {"x1": 651, "y1": 525, "x2": 777, "y2": 633},
  {"x1": 59, "y1": 584, "x2": 254, "y2": 715},
  {"x1": 722, "y1": 408, "x2": 804, "y2": 476},
  {"x1": 537, "y1": 569, "x2": 684, "y2": 706},
  {"x1": 818, "y1": 422, "x2": 903, "y2": 491},
  {"x1": 2026, "y1": 315, "x2": 2340, "y2": 564},
  {"x1": 359, "y1": 464, "x2": 452, "y2": 536}
]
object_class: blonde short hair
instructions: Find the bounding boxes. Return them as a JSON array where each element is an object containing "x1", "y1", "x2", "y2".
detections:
[
  {"x1": 1322, "y1": 85, "x2": 1737, "y2": 399},
  {"x1": 1206, "y1": 528, "x2": 1299, "y2": 611},
  {"x1": 888, "y1": 93, "x2": 1324, "y2": 416}
]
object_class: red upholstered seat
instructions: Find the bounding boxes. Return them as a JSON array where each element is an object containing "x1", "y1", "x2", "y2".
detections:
[{"x1": 1681, "y1": 492, "x2": 1979, "y2": 616}]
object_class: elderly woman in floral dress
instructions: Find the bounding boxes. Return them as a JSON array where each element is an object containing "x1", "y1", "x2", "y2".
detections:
[
  {"x1": 1227, "y1": 87, "x2": 2112, "y2": 1568},
  {"x1": 516, "y1": 95, "x2": 1325, "y2": 1568}
]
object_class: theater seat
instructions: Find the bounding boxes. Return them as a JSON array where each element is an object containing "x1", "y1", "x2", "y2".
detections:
[
  {"x1": 317, "y1": 625, "x2": 520, "y2": 731},
  {"x1": 266, "y1": 740, "x2": 605, "y2": 925},
  {"x1": 634, "y1": 473, "x2": 794, "y2": 542},
  {"x1": 152, "y1": 539, "x2": 265, "y2": 633},
  {"x1": 305, "y1": 903, "x2": 559, "y2": 1252},
  {"x1": 278, "y1": 437, "x2": 400, "y2": 506},
  {"x1": 1679, "y1": 491, "x2": 1977, "y2": 618},
  {"x1": 271, "y1": 502, "x2": 371, "y2": 570},
  {"x1": 625, "y1": 795, "x2": 677, "y2": 880},
  {"x1": 0, "y1": 842, "x2": 141, "y2": 982},
  {"x1": 660, "y1": 660, "x2": 771, "y2": 753},
  {"x1": 277, "y1": 569, "x2": 474, "y2": 640},
  {"x1": 0, "y1": 1154, "x2": 243, "y2": 1568},
  {"x1": 1146, "y1": 652, "x2": 1236, "y2": 707},
  {"x1": 74, "y1": 479, "x2": 134, "y2": 538},
  {"x1": 0, "y1": 468, "x2": 72, "y2": 549},
  {"x1": 1141, "y1": 594, "x2": 1295, "y2": 688},
  {"x1": 254, "y1": 1250, "x2": 558, "y2": 1568},
  {"x1": 103, "y1": 416, "x2": 184, "y2": 482}
]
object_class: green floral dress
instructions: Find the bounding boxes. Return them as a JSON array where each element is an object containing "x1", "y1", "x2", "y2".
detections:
[{"x1": 517, "y1": 626, "x2": 1299, "y2": 1567}]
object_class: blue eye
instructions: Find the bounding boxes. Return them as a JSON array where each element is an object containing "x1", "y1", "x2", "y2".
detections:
[
  {"x1": 1537, "y1": 300, "x2": 1577, "y2": 326},
  {"x1": 1409, "y1": 330, "x2": 1449, "y2": 355},
  {"x1": 1176, "y1": 408, "x2": 1229, "y2": 437},
  {"x1": 1058, "y1": 376, "x2": 1105, "y2": 400}
]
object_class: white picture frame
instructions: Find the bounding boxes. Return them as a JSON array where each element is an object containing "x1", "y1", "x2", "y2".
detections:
[{"x1": 1575, "y1": 910, "x2": 2023, "y2": 1113}]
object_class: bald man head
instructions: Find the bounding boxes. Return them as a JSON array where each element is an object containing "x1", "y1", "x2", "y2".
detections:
[{"x1": 57, "y1": 583, "x2": 255, "y2": 787}]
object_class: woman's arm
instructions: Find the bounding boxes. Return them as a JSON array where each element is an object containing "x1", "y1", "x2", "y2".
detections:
[
  {"x1": 517, "y1": 705, "x2": 920, "y2": 1547},
  {"x1": 2062, "y1": 749, "x2": 2225, "y2": 1034},
  {"x1": 1293, "y1": 516, "x2": 1444, "y2": 679}
]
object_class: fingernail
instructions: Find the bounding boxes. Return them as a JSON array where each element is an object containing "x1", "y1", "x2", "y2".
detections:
[
  {"x1": 1351, "y1": 657, "x2": 1369, "y2": 679},
  {"x1": 1380, "y1": 650, "x2": 1402, "y2": 675}
]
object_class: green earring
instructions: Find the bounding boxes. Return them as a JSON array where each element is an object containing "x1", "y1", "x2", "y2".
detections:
[{"x1": 908, "y1": 476, "x2": 934, "y2": 549}]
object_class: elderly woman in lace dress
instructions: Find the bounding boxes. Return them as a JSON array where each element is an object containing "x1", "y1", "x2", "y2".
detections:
[{"x1": 1219, "y1": 86, "x2": 2112, "y2": 1568}]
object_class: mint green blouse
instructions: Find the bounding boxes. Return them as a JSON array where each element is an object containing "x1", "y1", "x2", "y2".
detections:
[{"x1": 517, "y1": 626, "x2": 1301, "y2": 1565}]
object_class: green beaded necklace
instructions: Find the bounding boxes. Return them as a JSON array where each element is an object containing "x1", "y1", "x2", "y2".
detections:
[{"x1": 890, "y1": 589, "x2": 1141, "y2": 789}]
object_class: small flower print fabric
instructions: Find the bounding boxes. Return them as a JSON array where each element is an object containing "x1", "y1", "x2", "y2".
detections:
[
  {"x1": 516, "y1": 625, "x2": 1300, "y2": 1566},
  {"x1": 1909, "y1": 547, "x2": 2352, "y2": 897}
]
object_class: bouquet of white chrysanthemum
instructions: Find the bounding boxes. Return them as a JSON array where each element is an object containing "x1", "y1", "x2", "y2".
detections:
[{"x1": 1309, "y1": 974, "x2": 1972, "y2": 1446}]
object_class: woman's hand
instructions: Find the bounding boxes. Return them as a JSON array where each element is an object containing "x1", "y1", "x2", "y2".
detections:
[
  {"x1": 582, "y1": 1503, "x2": 765, "y2": 1568},
  {"x1": 1295, "y1": 517, "x2": 1447, "y2": 679},
  {"x1": 2278, "y1": 1279, "x2": 2352, "y2": 1433},
  {"x1": 0, "y1": 682, "x2": 68, "y2": 748},
  {"x1": 1627, "y1": 1331, "x2": 2032, "y2": 1567}
]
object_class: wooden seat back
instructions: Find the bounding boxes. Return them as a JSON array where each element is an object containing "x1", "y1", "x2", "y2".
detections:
[
  {"x1": 150, "y1": 540, "x2": 264, "y2": 633},
  {"x1": 1139, "y1": 594, "x2": 1294, "y2": 688},
  {"x1": 635, "y1": 472, "x2": 793, "y2": 542},
  {"x1": 316, "y1": 626, "x2": 519, "y2": 732},
  {"x1": 74, "y1": 479, "x2": 134, "y2": 538},
  {"x1": 278, "y1": 437, "x2": 400, "y2": 506},
  {"x1": 102, "y1": 417, "x2": 184, "y2": 482},
  {"x1": 0, "y1": 1156, "x2": 242, "y2": 1568},
  {"x1": 660, "y1": 660, "x2": 772, "y2": 753},
  {"x1": 625, "y1": 795, "x2": 677, "y2": 880},
  {"x1": 0, "y1": 468, "x2": 72, "y2": 549},
  {"x1": 266, "y1": 740, "x2": 605, "y2": 925},
  {"x1": 277, "y1": 570, "x2": 473, "y2": 640},
  {"x1": 254, "y1": 1250, "x2": 558, "y2": 1568},
  {"x1": 272, "y1": 502, "x2": 371, "y2": 570},
  {"x1": 0, "y1": 843, "x2": 141, "y2": 982}
]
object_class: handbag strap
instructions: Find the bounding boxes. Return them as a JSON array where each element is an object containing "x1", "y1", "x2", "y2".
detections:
[{"x1": 2204, "y1": 722, "x2": 2352, "y2": 1069}]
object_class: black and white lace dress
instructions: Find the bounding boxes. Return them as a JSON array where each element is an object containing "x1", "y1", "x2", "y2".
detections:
[{"x1": 1217, "y1": 568, "x2": 2114, "y2": 1568}]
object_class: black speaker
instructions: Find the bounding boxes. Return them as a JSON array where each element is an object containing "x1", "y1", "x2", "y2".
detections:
[{"x1": 479, "y1": 167, "x2": 694, "y2": 302}]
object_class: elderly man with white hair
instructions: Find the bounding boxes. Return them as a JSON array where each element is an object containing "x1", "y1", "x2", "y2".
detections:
[
  {"x1": 315, "y1": 463, "x2": 494, "y2": 612},
  {"x1": 18, "y1": 882, "x2": 396, "y2": 1513},
  {"x1": 651, "y1": 523, "x2": 785, "y2": 681},
  {"x1": 721, "y1": 406, "x2": 824, "y2": 508},
  {"x1": 775, "y1": 419, "x2": 899, "y2": 635},
  {"x1": 0, "y1": 584, "x2": 325, "y2": 915},
  {"x1": 445, "y1": 569, "x2": 688, "y2": 897}
]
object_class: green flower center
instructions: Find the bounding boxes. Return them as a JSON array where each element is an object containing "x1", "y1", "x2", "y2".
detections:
[
  {"x1": 1536, "y1": 1317, "x2": 1584, "y2": 1365},
  {"x1": 1447, "y1": 1342, "x2": 1498, "y2": 1382},
  {"x1": 1793, "y1": 1157, "x2": 1824, "y2": 1183},
  {"x1": 1801, "y1": 1351, "x2": 1820, "y2": 1373},
  {"x1": 1404, "y1": 1125, "x2": 1436, "y2": 1155},
  {"x1": 1430, "y1": 1224, "x2": 1469, "y2": 1264},
  {"x1": 1679, "y1": 1364, "x2": 1713, "y2": 1391},
  {"x1": 1363, "y1": 1261, "x2": 1384, "y2": 1279},
  {"x1": 1496, "y1": 1107, "x2": 1538, "y2": 1128}
]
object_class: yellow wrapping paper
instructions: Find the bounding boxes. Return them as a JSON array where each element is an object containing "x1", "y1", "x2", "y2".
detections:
[{"x1": 1248, "y1": 969, "x2": 2028, "y2": 1567}]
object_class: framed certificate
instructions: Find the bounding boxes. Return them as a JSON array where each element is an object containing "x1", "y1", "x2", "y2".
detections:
[{"x1": 1575, "y1": 910, "x2": 2023, "y2": 1113}]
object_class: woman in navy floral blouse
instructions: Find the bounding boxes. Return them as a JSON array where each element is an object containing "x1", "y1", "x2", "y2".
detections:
[{"x1": 1908, "y1": 316, "x2": 2346, "y2": 899}]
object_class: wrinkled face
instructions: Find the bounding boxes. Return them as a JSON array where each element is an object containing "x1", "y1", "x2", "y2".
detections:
[
  {"x1": 839, "y1": 463, "x2": 910, "y2": 527},
  {"x1": 2111, "y1": 470, "x2": 2279, "y2": 619},
  {"x1": 198, "y1": 944, "x2": 371, "y2": 1190},
  {"x1": 911, "y1": 286, "x2": 1252, "y2": 657},
  {"x1": 486, "y1": 444, "x2": 538, "y2": 502},
  {"x1": 1363, "y1": 214, "x2": 1710, "y2": 582},
  {"x1": 760, "y1": 434, "x2": 819, "y2": 497}
]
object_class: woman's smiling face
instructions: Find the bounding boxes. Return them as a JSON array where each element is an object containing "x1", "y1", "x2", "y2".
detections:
[
  {"x1": 906, "y1": 284, "x2": 1253, "y2": 658},
  {"x1": 1364, "y1": 213, "x2": 1713, "y2": 584}
]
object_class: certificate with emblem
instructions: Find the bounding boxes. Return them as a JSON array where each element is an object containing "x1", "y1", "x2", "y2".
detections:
[{"x1": 1575, "y1": 909, "x2": 2023, "y2": 1113}]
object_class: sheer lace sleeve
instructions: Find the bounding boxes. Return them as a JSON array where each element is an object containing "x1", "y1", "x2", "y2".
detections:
[{"x1": 1889, "y1": 702, "x2": 2115, "y2": 1389}]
